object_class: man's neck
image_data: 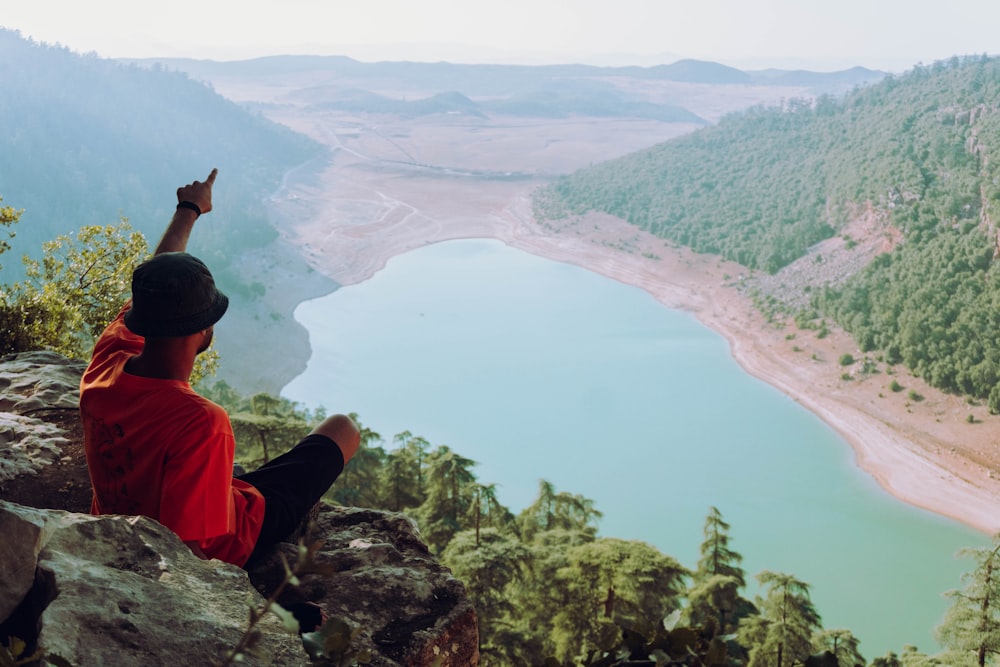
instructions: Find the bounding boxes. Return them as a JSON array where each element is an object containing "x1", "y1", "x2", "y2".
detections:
[{"x1": 125, "y1": 352, "x2": 192, "y2": 382}]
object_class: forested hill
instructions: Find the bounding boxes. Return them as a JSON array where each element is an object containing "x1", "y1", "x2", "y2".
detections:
[
  {"x1": 0, "y1": 29, "x2": 320, "y2": 278},
  {"x1": 537, "y1": 55, "x2": 1000, "y2": 407}
]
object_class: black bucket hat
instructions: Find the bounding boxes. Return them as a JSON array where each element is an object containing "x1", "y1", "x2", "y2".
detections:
[{"x1": 124, "y1": 252, "x2": 229, "y2": 338}]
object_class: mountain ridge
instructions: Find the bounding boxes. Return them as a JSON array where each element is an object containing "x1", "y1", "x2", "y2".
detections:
[{"x1": 130, "y1": 53, "x2": 887, "y2": 93}]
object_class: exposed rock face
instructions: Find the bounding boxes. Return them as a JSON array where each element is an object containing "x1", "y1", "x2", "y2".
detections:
[
  {"x1": 0, "y1": 351, "x2": 87, "y2": 504},
  {"x1": 0, "y1": 351, "x2": 479, "y2": 666},
  {"x1": 248, "y1": 507, "x2": 480, "y2": 667},
  {"x1": 0, "y1": 500, "x2": 306, "y2": 666}
]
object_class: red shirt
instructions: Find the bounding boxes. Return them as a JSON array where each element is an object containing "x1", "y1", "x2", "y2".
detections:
[{"x1": 80, "y1": 303, "x2": 265, "y2": 566}]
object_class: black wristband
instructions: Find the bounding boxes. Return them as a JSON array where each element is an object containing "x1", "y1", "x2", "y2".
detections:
[{"x1": 176, "y1": 201, "x2": 202, "y2": 217}]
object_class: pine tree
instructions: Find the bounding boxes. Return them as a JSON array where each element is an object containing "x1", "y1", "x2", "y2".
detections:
[
  {"x1": 551, "y1": 538, "x2": 688, "y2": 664},
  {"x1": 441, "y1": 528, "x2": 531, "y2": 666},
  {"x1": 686, "y1": 506, "x2": 754, "y2": 637},
  {"x1": 517, "y1": 479, "x2": 602, "y2": 542},
  {"x1": 740, "y1": 571, "x2": 822, "y2": 667},
  {"x1": 938, "y1": 538, "x2": 1000, "y2": 666},
  {"x1": 813, "y1": 628, "x2": 865, "y2": 667},
  {"x1": 413, "y1": 445, "x2": 477, "y2": 552}
]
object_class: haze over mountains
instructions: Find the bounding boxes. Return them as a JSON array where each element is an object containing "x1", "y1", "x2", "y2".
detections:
[
  {"x1": 131, "y1": 55, "x2": 884, "y2": 127},
  {"x1": 0, "y1": 27, "x2": 883, "y2": 267},
  {"x1": 137, "y1": 54, "x2": 886, "y2": 96},
  {"x1": 0, "y1": 26, "x2": 891, "y2": 386}
]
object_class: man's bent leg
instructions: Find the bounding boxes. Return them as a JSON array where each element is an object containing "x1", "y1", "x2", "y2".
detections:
[
  {"x1": 239, "y1": 414, "x2": 360, "y2": 564},
  {"x1": 310, "y1": 413, "x2": 360, "y2": 464}
]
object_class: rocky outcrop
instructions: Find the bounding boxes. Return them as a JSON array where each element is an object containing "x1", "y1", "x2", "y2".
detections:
[
  {"x1": 0, "y1": 500, "x2": 306, "y2": 666},
  {"x1": 0, "y1": 351, "x2": 479, "y2": 666},
  {"x1": 0, "y1": 352, "x2": 86, "y2": 492},
  {"x1": 248, "y1": 507, "x2": 480, "y2": 667}
]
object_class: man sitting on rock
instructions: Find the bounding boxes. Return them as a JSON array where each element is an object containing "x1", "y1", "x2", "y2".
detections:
[{"x1": 79, "y1": 168, "x2": 359, "y2": 568}]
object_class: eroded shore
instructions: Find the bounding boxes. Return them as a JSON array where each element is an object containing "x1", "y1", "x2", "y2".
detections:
[{"x1": 267, "y1": 183, "x2": 1000, "y2": 535}]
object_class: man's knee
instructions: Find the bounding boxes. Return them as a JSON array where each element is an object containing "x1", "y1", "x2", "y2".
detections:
[{"x1": 311, "y1": 413, "x2": 360, "y2": 464}]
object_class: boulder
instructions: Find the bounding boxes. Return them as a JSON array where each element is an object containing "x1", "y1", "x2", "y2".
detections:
[
  {"x1": 0, "y1": 500, "x2": 305, "y2": 666},
  {"x1": 0, "y1": 351, "x2": 480, "y2": 666},
  {"x1": 248, "y1": 507, "x2": 479, "y2": 666}
]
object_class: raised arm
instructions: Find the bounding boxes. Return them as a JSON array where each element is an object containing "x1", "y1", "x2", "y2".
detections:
[{"x1": 154, "y1": 168, "x2": 218, "y2": 255}]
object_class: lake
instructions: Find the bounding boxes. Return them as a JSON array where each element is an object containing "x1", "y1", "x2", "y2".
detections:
[{"x1": 281, "y1": 238, "x2": 986, "y2": 657}]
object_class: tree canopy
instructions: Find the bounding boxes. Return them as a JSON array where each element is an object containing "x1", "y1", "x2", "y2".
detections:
[{"x1": 537, "y1": 54, "x2": 1000, "y2": 406}]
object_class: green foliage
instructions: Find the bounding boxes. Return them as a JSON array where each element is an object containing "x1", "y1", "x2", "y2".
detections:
[
  {"x1": 542, "y1": 611, "x2": 730, "y2": 667},
  {"x1": 685, "y1": 508, "x2": 755, "y2": 651},
  {"x1": 937, "y1": 538, "x2": 1000, "y2": 666},
  {"x1": 412, "y1": 445, "x2": 479, "y2": 553},
  {"x1": 0, "y1": 219, "x2": 146, "y2": 359},
  {"x1": 550, "y1": 539, "x2": 688, "y2": 664},
  {"x1": 198, "y1": 381, "x2": 329, "y2": 469},
  {"x1": 539, "y1": 55, "x2": 1000, "y2": 405},
  {"x1": 890, "y1": 379, "x2": 905, "y2": 393},
  {"x1": 740, "y1": 571, "x2": 822, "y2": 667},
  {"x1": 0, "y1": 195, "x2": 21, "y2": 272},
  {"x1": 839, "y1": 353, "x2": 856, "y2": 366},
  {"x1": 324, "y1": 417, "x2": 384, "y2": 508},
  {"x1": 812, "y1": 628, "x2": 866, "y2": 667},
  {"x1": 441, "y1": 527, "x2": 531, "y2": 658},
  {"x1": 518, "y1": 479, "x2": 603, "y2": 543}
]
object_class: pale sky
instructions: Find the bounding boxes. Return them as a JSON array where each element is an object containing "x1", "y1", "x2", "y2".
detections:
[{"x1": 3, "y1": 0, "x2": 997, "y2": 73}]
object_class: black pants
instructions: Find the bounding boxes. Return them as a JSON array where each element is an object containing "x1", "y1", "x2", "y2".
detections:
[{"x1": 237, "y1": 433, "x2": 345, "y2": 565}]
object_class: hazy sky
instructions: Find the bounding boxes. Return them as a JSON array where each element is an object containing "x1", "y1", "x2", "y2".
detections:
[{"x1": 3, "y1": 0, "x2": 996, "y2": 72}]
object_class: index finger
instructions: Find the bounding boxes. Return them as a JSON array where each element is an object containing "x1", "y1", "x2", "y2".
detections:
[{"x1": 205, "y1": 168, "x2": 218, "y2": 185}]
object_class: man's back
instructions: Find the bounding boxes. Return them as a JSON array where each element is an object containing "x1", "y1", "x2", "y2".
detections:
[{"x1": 80, "y1": 307, "x2": 263, "y2": 565}]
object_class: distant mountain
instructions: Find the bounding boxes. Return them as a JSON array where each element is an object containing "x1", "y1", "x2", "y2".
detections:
[
  {"x1": 296, "y1": 79, "x2": 704, "y2": 124},
  {"x1": 136, "y1": 55, "x2": 886, "y2": 99},
  {"x1": 748, "y1": 65, "x2": 887, "y2": 89},
  {"x1": 643, "y1": 59, "x2": 752, "y2": 84}
]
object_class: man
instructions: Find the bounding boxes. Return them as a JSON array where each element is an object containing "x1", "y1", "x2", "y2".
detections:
[{"x1": 80, "y1": 168, "x2": 359, "y2": 568}]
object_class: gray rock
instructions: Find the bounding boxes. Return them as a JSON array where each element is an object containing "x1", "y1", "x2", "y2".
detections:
[
  {"x1": 0, "y1": 351, "x2": 86, "y2": 413},
  {"x1": 0, "y1": 352, "x2": 83, "y2": 485},
  {"x1": 0, "y1": 412, "x2": 69, "y2": 483},
  {"x1": 0, "y1": 500, "x2": 307, "y2": 666},
  {"x1": 248, "y1": 507, "x2": 480, "y2": 667}
]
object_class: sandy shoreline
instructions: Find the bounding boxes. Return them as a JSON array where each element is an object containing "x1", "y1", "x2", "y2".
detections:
[
  {"x1": 281, "y1": 187, "x2": 1000, "y2": 536},
  {"x1": 511, "y1": 206, "x2": 1000, "y2": 536}
]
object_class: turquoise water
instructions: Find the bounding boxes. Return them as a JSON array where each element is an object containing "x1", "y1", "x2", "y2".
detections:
[{"x1": 281, "y1": 238, "x2": 986, "y2": 657}]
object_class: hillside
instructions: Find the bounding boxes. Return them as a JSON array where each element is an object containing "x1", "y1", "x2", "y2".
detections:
[
  {"x1": 0, "y1": 29, "x2": 320, "y2": 277},
  {"x1": 537, "y1": 54, "x2": 1000, "y2": 404}
]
